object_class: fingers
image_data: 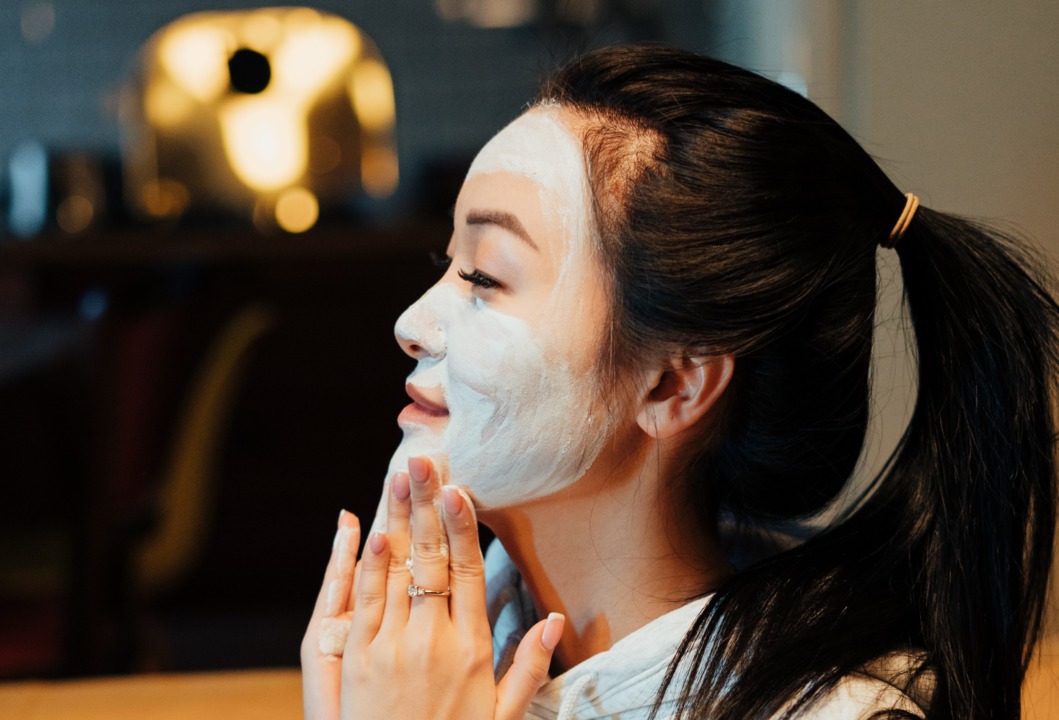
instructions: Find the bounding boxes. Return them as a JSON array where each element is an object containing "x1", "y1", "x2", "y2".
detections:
[
  {"x1": 331, "y1": 512, "x2": 360, "y2": 613},
  {"x1": 381, "y1": 471, "x2": 413, "y2": 629},
  {"x1": 368, "y1": 473, "x2": 392, "y2": 535},
  {"x1": 348, "y1": 530, "x2": 390, "y2": 649},
  {"x1": 310, "y1": 510, "x2": 359, "y2": 616},
  {"x1": 495, "y1": 613, "x2": 565, "y2": 720},
  {"x1": 407, "y1": 456, "x2": 450, "y2": 606},
  {"x1": 309, "y1": 510, "x2": 360, "y2": 657},
  {"x1": 441, "y1": 485, "x2": 488, "y2": 628}
]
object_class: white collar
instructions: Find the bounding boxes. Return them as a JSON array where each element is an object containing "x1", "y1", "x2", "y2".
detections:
[{"x1": 485, "y1": 540, "x2": 711, "y2": 719}]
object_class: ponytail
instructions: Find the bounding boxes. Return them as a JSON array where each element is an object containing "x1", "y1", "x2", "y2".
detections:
[
  {"x1": 659, "y1": 211, "x2": 1058, "y2": 720},
  {"x1": 885, "y1": 210, "x2": 1057, "y2": 716}
]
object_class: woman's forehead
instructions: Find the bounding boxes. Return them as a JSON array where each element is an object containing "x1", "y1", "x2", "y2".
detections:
[{"x1": 465, "y1": 107, "x2": 588, "y2": 198}]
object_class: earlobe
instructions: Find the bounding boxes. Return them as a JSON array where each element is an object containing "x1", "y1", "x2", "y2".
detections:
[{"x1": 636, "y1": 354, "x2": 734, "y2": 439}]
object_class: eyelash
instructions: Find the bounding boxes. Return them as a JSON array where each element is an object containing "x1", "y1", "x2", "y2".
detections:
[
  {"x1": 457, "y1": 268, "x2": 501, "y2": 290},
  {"x1": 428, "y1": 251, "x2": 501, "y2": 291}
]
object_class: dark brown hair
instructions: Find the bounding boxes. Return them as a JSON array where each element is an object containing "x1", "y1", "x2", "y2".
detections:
[{"x1": 538, "y1": 44, "x2": 1058, "y2": 719}]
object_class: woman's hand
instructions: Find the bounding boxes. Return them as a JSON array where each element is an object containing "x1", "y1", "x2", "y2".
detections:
[{"x1": 301, "y1": 457, "x2": 565, "y2": 720}]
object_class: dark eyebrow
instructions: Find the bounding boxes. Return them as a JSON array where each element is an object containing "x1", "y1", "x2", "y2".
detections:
[{"x1": 465, "y1": 209, "x2": 539, "y2": 252}]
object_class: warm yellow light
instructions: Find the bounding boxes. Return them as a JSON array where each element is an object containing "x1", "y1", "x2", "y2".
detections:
[
  {"x1": 240, "y1": 11, "x2": 283, "y2": 51},
  {"x1": 284, "y1": 7, "x2": 324, "y2": 29},
  {"x1": 274, "y1": 187, "x2": 319, "y2": 233},
  {"x1": 56, "y1": 195, "x2": 94, "y2": 233},
  {"x1": 139, "y1": 179, "x2": 190, "y2": 218},
  {"x1": 220, "y1": 98, "x2": 307, "y2": 191},
  {"x1": 350, "y1": 59, "x2": 396, "y2": 134},
  {"x1": 435, "y1": 0, "x2": 537, "y2": 28},
  {"x1": 361, "y1": 146, "x2": 399, "y2": 199},
  {"x1": 272, "y1": 19, "x2": 359, "y2": 99},
  {"x1": 127, "y1": 9, "x2": 399, "y2": 219},
  {"x1": 159, "y1": 23, "x2": 232, "y2": 102},
  {"x1": 145, "y1": 80, "x2": 194, "y2": 126}
]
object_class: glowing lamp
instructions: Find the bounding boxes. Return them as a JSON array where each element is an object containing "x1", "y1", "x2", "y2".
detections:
[{"x1": 120, "y1": 8, "x2": 398, "y2": 230}]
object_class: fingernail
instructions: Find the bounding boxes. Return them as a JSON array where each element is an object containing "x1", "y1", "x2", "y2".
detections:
[
  {"x1": 369, "y1": 531, "x2": 386, "y2": 554},
  {"x1": 408, "y1": 456, "x2": 431, "y2": 484},
  {"x1": 338, "y1": 509, "x2": 346, "y2": 527},
  {"x1": 541, "y1": 613, "x2": 564, "y2": 651},
  {"x1": 457, "y1": 487, "x2": 477, "y2": 525},
  {"x1": 392, "y1": 472, "x2": 411, "y2": 501},
  {"x1": 442, "y1": 485, "x2": 463, "y2": 515}
]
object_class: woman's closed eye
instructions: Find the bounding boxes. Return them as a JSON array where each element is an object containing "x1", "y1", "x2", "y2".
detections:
[
  {"x1": 429, "y1": 251, "x2": 503, "y2": 291},
  {"x1": 457, "y1": 268, "x2": 502, "y2": 290}
]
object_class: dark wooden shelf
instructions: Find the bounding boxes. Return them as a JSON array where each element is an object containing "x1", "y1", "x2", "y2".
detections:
[{"x1": 0, "y1": 219, "x2": 451, "y2": 267}]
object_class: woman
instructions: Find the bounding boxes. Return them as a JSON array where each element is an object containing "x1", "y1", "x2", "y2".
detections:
[{"x1": 302, "y1": 45, "x2": 1059, "y2": 719}]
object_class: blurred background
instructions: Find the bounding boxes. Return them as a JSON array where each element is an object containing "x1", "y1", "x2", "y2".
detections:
[{"x1": 0, "y1": 0, "x2": 1056, "y2": 682}]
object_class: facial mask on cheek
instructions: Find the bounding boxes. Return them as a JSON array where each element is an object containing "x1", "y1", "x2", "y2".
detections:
[
  {"x1": 385, "y1": 107, "x2": 611, "y2": 511},
  {"x1": 388, "y1": 283, "x2": 609, "y2": 509}
]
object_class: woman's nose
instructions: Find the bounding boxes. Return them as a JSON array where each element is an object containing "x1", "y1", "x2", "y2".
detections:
[{"x1": 394, "y1": 289, "x2": 447, "y2": 360}]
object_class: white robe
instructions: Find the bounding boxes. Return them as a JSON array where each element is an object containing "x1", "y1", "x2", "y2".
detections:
[{"x1": 484, "y1": 541, "x2": 927, "y2": 720}]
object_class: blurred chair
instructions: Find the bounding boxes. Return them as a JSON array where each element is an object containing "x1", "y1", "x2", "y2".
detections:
[
  {"x1": 0, "y1": 300, "x2": 272, "y2": 678},
  {"x1": 108, "y1": 303, "x2": 274, "y2": 673},
  {"x1": 133, "y1": 304, "x2": 272, "y2": 596}
]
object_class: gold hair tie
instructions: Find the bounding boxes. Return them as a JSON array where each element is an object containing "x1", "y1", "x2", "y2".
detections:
[{"x1": 882, "y1": 192, "x2": 920, "y2": 248}]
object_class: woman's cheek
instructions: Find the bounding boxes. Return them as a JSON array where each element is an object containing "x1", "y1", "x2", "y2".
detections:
[{"x1": 447, "y1": 348, "x2": 608, "y2": 507}]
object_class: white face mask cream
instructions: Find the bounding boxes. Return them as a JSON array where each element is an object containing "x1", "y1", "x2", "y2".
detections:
[{"x1": 387, "y1": 107, "x2": 612, "y2": 509}]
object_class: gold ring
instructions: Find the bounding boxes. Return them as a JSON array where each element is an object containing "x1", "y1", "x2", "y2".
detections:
[{"x1": 407, "y1": 584, "x2": 451, "y2": 598}]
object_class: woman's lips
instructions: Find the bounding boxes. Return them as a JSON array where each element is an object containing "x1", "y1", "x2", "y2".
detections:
[{"x1": 398, "y1": 384, "x2": 449, "y2": 426}]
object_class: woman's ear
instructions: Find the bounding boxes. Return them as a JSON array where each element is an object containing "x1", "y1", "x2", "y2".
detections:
[{"x1": 636, "y1": 354, "x2": 734, "y2": 439}]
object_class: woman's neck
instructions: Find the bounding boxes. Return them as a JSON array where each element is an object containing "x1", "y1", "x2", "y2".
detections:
[{"x1": 479, "y1": 439, "x2": 732, "y2": 674}]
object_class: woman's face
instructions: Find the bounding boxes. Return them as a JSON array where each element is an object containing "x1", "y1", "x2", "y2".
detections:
[{"x1": 389, "y1": 105, "x2": 617, "y2": 509}]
